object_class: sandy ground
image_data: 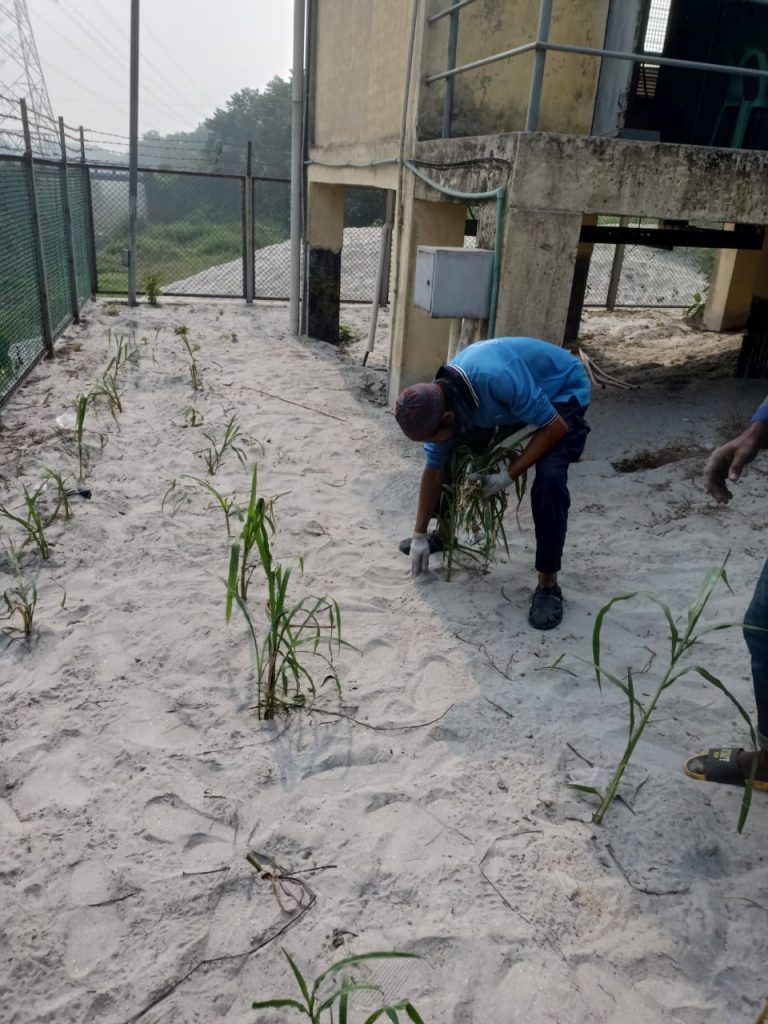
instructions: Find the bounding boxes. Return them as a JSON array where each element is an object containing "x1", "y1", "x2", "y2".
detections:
[{"x1": 1, "y1": 301, "x2": 767, "y2": 1024}]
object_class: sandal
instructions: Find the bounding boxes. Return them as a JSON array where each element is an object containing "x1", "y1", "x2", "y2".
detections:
[
  {"x1": 529, "y1": 584, "x2": 563, "y2": 630},
  {"x1": 683, "y1": 747, "x2": 768, "y2": 792}
]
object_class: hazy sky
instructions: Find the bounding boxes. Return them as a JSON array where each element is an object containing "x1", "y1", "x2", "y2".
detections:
[{"x1": 27, "y1": 0, "x2": 294, "y2": 140}]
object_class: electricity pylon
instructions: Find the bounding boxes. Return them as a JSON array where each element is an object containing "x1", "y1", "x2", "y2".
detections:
[{"x1": 0, "y1": 0, "x2": 57, "y2": 153}]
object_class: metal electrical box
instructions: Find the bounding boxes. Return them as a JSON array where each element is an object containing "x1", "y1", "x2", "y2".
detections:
[{"x1": 414, "y1": 246, "x2": 493, "y2": 319}]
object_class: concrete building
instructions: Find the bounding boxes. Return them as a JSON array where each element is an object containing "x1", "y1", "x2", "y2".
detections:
[{"x1": 301, "y1": 0, "x2": 768, "y2": 397}]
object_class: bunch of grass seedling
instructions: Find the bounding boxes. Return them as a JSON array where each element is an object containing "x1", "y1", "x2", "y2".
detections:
[
  {"x1": 162, "y1": 476, "x2": 242, "y2": 537},
  {"x1": 0, "y1": 486, "x2": 51, "y2": 560},
  {"x1": 175, "y1": 325, "x2": 203, "y2": 392},
  {"x1": 225, "y1": 467, "x2": 349, "y2": 719},
  {"x1": 252, "y1": 949, "x2": 425, "y2": 1024},
  {"x1": 143, "y1": 272, "x2": 162, "y2": 306},
  {"x1": 89, "y1": 369, "x2": 123, "y2": 426},
  {"x1": 2, "y1": 543, "x2": 37, "y2": 639},
  {"x1": 43, "y1": 468, "x2": 72, "y2": 522},
  {"x1": 573, "y1": 554, "x2": 758, "y2": 832},
  {"x1": 201, "y1": 415, "x2": 248, "y2": 475},
  {"x1": 184, "y1": 405, "x2": 203, "y2": 428},
  {"x1": 442, "y1": 427, "x2": 533, "y2": 581},
  {"x1": 106, "y1": 330, "x2": 140, "y2": 374}
]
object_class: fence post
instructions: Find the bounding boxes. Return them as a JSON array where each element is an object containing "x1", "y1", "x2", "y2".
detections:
[
  {"x1": 58, "y1": 117, "x2": 81, "y2": 323},
  {"x1": 606, "y1": 216, "x2": 630, "y2": 310},
  {"x1": 244, "y1": 141, "x2": 255, "y2": 304},
  {"x1": 80, "y1": 126, "x2": 99, "y2": 295},
  {"x1": 21, "y1": 99, "x2": 54, "y2": 357}
]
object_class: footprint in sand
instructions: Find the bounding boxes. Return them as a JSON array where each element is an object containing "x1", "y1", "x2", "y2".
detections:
[{"x1": 142, "y1": 793, "x2": 235, "y2": 873}]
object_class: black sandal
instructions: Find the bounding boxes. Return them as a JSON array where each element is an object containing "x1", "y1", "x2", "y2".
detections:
[{"x1": 529, "y1": 585, "x2": 563, "y2": 630}]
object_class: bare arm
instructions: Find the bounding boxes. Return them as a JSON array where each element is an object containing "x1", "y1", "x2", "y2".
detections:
[
  {"x1": 704, "y1": 420, "x2": 768, "y2": 503},
  {"x1": 414, "y1": 466, "x2": 445, "y2": 533}
]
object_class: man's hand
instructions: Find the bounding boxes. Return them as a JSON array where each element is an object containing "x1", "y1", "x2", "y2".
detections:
[
  {"x1": 703, "y1": 423, "x2": 768, "y2": 503},
  {"x1": 480, "y1": 470, "x2": 513, "y2": 498},
  {"x1": 410, "y1": 533, "x2": 431, "y2": 577}
]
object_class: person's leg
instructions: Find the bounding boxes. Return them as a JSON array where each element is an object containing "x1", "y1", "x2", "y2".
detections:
[
  {"x1": 742, "y1": 560, "x2": 768, "y2": 776},
  {"x1": 684, "y1": 561, "x2": 768, "y2": 787},
  {"x1": 528, "y1": 407, "x2": 589, "y2": 629}
]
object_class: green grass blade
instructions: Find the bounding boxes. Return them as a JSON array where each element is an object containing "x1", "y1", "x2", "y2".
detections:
[
  {"x1": 225, "y1": 543, "x2": 240, "y2": 623},
  {"x1": 592, "y1": 593, "x2": 637, "y2": 690},
  {"x1": 283, "y1": 949, "x2": 313, "y2": 1010}
]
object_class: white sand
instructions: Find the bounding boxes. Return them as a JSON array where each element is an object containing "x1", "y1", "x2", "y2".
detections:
[{"x1": 1, "y1": 301, "x2": 767, "y2": 1024}]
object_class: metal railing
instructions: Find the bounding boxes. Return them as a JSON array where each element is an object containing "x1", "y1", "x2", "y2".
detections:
[{"x1": 426, "y1": 0, "x2": 768, "y2": 138}]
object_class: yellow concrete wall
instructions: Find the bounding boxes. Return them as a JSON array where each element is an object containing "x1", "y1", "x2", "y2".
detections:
[
  {"x1": 419, "y1": 0, "x2": 611, "y2": 138},
  {"x1": 313, "y1": 0, "x2": 413, "y2": 150}
]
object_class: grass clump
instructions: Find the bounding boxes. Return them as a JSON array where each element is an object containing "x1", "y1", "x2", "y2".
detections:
[
  {"x1": 442, "y1": 428, "x2": 533, "y2": 581},
  {"x1": 571, "y1": 554, "x2": 758, "y2": 832},
  {"x1": 200, "y1": 415, "x2": 248, "y2": 475},
  {"x1": 89, "y1": 369, "x2": 123, "y2": 426},
  {"x1": 0, "y1": 486, "x2": 51, "y2": 560},
  {"x1": 143, "y1": 272, "x2": 162, "y2": 306},
  {"x1": 74, "y1": 393, "x2": 89, "y2": 481},
  {"x1": 225, "y1": 466, "x2": 350, "y2": 719},
  {"x1": 175, "y1": 325, "x2": 204, "y2": 392},
  {"x1": 252, "y1": 948, "x2": 424, "y2": 1024},
  {"x1": 2, "y1": 543, "x2": 37, "y2": 639}
]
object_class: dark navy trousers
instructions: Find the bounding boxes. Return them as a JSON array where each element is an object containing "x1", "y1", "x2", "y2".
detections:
[{"x1": 742, "y1": 559, "x2": 768, "y2": 747}]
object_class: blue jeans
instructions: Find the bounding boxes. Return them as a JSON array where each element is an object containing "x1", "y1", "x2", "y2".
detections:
[{"x1": 743, "y1": 559, "x2": 768, "y2": 749}]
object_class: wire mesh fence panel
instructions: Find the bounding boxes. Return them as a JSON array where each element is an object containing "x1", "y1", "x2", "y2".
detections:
[
  {"x1": 142, "y1": 170, "x2": 244, "y2": 297},
  {"x1": 35, "y1": 163, "x2": 73, "y2": 334},
  {"x1": 585, "y1": 243, "x2": 710, "y2": 307},
  {"x1": 90, "y1": 166, "x2": 129, "y2": 293},
  {"x1": 0, "y1": 158, "x2": 46, "y2": 405},
  {"x1": 67, "y1": 164, "x2": 93, "y2": 302},
  {"x1": 253, "y1": 177, "x2": 290, "y2": 299},
  {"x1": 342, "y1": 187, "x2": 387, "y2": 302}
]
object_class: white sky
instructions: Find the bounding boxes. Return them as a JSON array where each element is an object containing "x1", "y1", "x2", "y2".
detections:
[{"x1": 26, "y1": 0, "x2": 294, "y2": 139}]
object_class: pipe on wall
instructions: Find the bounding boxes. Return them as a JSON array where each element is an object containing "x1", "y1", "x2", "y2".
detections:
[{"x1": 289, "y1": 0, "x2": 306, "y2": 335}]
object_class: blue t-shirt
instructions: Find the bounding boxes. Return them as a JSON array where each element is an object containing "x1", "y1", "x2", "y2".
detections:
[{"x1": 423, "y1": 337, "x2": 591, "y2": 470}]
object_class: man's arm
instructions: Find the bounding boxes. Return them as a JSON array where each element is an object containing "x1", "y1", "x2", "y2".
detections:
[
  {"x1": 414, "y1": 466, "x2": 445, "y2": 533},
  {"x1": 704, "y1": 419, "x2": 768, "y2": 504},
  {"x1": 506, "y1": 415, "x2": 568, "y2": 480},
  {"x1": 481, "y1": 415, "x2": 568, "y2": 496}
]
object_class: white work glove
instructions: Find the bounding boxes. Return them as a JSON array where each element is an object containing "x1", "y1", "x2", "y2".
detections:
[
  {"x1": 480, "y1": 470, "x2": 513, "y2": 498},
  {"x1": 410, "y1": 533, "x2": 431, "y2": 577}
]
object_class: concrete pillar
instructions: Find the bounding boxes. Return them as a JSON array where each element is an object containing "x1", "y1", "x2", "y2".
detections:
[
  {"x1": 565, "y1": 214, "x2": 597, "y2": 343},
  {"x1": 307, "y1": 182, "x2": 344, "y2": 342},
  {"x1": 703, "y1": 227, "x2": 768, "y2": 331},
  {"x1": 494, "y1": 208, "x2": 583, "y2": 345},
  {"x1": 388, "y1": 189, "x2": 467, "y2": 398}
]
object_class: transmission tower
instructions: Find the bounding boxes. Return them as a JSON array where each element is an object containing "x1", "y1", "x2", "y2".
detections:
[{"x1": 0, "y1": 0, "x2": 57, "y2": 153}]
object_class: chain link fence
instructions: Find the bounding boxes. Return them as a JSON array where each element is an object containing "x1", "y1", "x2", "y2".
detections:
[{"x1": 0, "y1": 154, "x2": 94, "y2": 406}]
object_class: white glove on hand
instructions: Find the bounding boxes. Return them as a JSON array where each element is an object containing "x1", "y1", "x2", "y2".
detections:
[
  {"x1": 410, "y1": 534, "x2": 431, "y2": 577},
  {"x1": 481, "y1": 470, "x2": 513, "y2": 498}
]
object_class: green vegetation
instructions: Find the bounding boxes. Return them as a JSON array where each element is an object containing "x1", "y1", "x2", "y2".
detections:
[
  {"x1": 226, "y1": 467, "x2": 349, "y2": 720},
  {"x1": 252, "y1": 949, "x2": 424, "y2": 1024},
  {"x1": 572, "y1": 555, "x2": 758, "y2": 832},
  {"x1": 0, "y1": 486, "x2": 51, "y2": 560},
  {"x1": 142, "y1": 272, "x2": 162, "y2": 306},
  {"x1": 2, "y1": 543, "x2": 37, "y2": 640},
  {"x1": 201, "y1": 415, "x2": 248, "y2": 475}
]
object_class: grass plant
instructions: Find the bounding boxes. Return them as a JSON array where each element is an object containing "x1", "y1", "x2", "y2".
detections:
[
  {"x1": 143, "y1": 272, "x2": 162, "y2": 306},
  {"x1": 43, "y1": 468, "x2": 72, "y2": 522},
  {"x1": 90, "y1": 370, "x2": 123, "y2": 425},
  {"x1": 2, "y1": 543, "x2": 37, "y2": 639},
  {"x1": 225, "y1": 467, "x2": 349, "y2": 719},
  {"x1": 184, "y1": 405, "x2": 203, "y2": 428},
  {"x1": 443, "y1": 428, "x2": 533, "y2": 581},
  {"x1": 184, "y1": 475, "x2": 241, "y2": 537},
  {"x1": 252, "y1": 949, "x2": 424, "y2": 1024},
  {"x1": 107, "y1": 330, "x2": 140, "y2": 374},
  {"x1": 175, "y1": 325, "x2": 204, "y2": 392},
  {"x1": 0, "y1": 486, "x2": 51, "y2": 560},
  {"x1": 201, "y1": 415, "x2": 248, "y2": 475},
  {"x1": 75, "y1": 393, "x2": 89, "y2": 481},
  {"x1": 575, "y1": 555, "x2": 758, "y2": 832}
]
